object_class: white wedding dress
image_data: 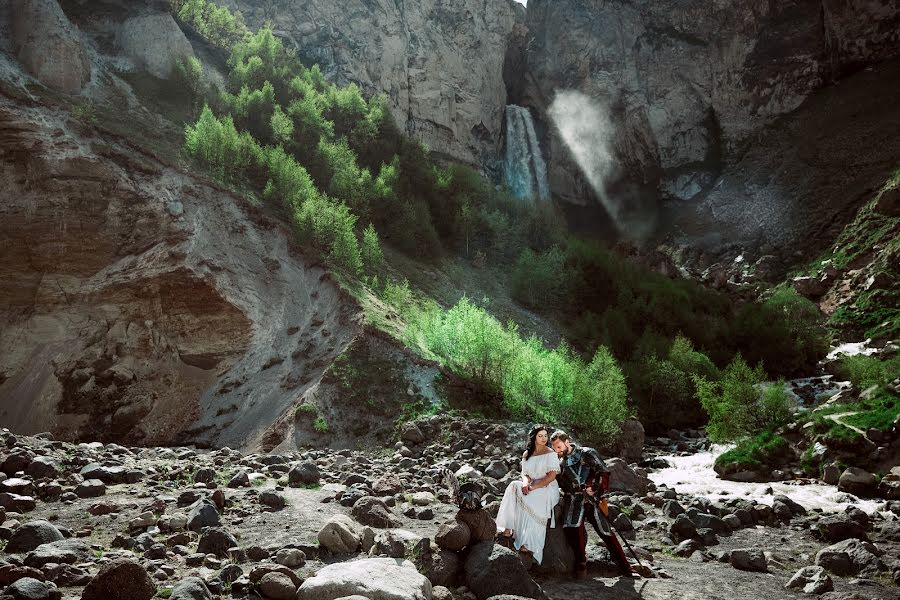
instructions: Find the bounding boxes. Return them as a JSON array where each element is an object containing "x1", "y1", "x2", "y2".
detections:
[{"x1": 495, "y1": 451, "x2": 561, "y2": 564}]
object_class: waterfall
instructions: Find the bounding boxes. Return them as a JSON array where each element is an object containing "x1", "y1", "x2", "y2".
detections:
[{"x1": 504, "y1": 105, "x2": 550, "y2": 201}]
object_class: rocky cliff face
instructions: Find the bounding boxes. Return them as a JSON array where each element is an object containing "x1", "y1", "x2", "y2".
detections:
[
  {"x1": 0, "y1": 96, "x2": 362, "y2": 450},
  {"x1": 522, "y1": 0, "x2": 900, "y2": 206},
  {"x1": 222, "y1": 0, "x2": 522, "y2": 173}
]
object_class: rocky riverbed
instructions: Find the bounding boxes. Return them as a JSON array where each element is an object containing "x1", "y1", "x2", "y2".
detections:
[{"x1": 0, "y1": 419, "x2": 898, "y2": 600}]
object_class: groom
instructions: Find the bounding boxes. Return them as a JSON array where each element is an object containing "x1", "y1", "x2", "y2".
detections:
[{"x1": 551, "y1": 429, "x2": 632, "y2": 579}]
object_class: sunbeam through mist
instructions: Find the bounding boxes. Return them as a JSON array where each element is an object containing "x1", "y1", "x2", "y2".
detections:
[{"x1": 548, "y1": 90, "x2": 655, "y2": 239}]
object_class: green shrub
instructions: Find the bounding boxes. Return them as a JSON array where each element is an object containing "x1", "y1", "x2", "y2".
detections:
[
  {"x1": 173, "y1": 0, "x2": 248, "y2": 50},
  {"x1": 361, "y1": 224, "x2": 384, "y2": 274},
  {"x1": 404, "y1": 297, "x2": 628, "y2": 439},
  {"x1": 313, "y1": 417, "x2": 330, "y2": 433},
  {"x1": 226, "y1": 81, "x2": 277, "y2": 144},
  {"x1": 511, "y1": 246, "x2": 567, "y2": 309},
  {"x1": 694, "y1": 354, "x2": 791, "y2": 442},
  {"x1": 294, "y1": 194, "x2": 363, "y2": 275},
  {"x1": 714, "y1": 431, "x2": 790, "y2": 473},
  {"x1": 837, "y1": 354, "x2": 900, "y2": 390},
  {"x1": 172, "y1": 57, "x2": 206, "y2": 117},
  {"x1": 184, "y1": 106, "x2": 265, "y2": 183},
  {"x1": 270, "y1": 105, "x2": 294, "y2": 145},
  {"x1": 227, "y1": 28, "x2": 298, "y2": 102}
]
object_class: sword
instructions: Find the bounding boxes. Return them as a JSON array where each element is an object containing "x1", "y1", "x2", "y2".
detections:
[{"x1": 596, "y1": 498, "x2": 644, "y2": 568}]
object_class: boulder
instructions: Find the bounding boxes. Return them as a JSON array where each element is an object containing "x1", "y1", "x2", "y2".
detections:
[
  {"x1": 793, "y1": 276, "x2": 830, "y2": 299},
  {"x1": 772, "y1": 495, "x2": 806, "y2": 516},
  {"x1": 817, "y1": 515, "x2": 868, "y2": 542},
  {"x1": 369, "y1": 529, "x2": 423, "y2": 559},
  {"x1": 372, "y1": 474, "x2": 403, "y2": 496},
  {"x1": 75, "y1": 479, "x2": 106, "y2": 498},
  {"x1": 533, "y1": 512, "x2": 575, "y2": 576},
  {"x1": 259, "y1": 490, "x2": 286, "y2": 510},
  {"x1": 0, "y1": 493, "x2": 36, "y2": 513},
  {"x1": 484, "y1": 461, "x2": 509, "y2": 480},
  {"x1": 605, "y1": 458, "x2": 648, "y2": 495},
  {"x1": 259, "y1": 572, "x2": 297, "y2": 600},
  {"x1": 24, "y1": 458, "x2": 59, "y2": 480},
  {"x1": 4, "y1": 577, "x2": 53, "y2": 600},
  {"x1": 455, "y1": 509, "x2": 497, "y2": 543},
  {"x1": 785, "y1": 566, "x2": 834, "y2": 595},
  {"x1": 5, "y1": 521, "x2": 63, "y2": 554},
  {"x1": 351, "y1": 497, "x2": 400, "y2": 528},
  {"x1": 117, "y1": 14, "x2": 195, "y2": 80},
  {"x1": 662, "y1": 500, "x2": 684, "y2": 518},
  {"x1": 421, "y1": 548, "x2": 461, "y2": 588},
  {"x1": 815, "y1": 539, "x2": 883, "y2": 576},
  {"x1": 23, "y1": 539, "x2": 89, "y2": 568},
  {"x1": 838, "y1": 468, "x2": 878, "y2": 497},
  {"x1": 274, "y1": 548, "x2": 306, "y2": 568},
  {"x1": 318, "y1": 515, "x2": 362, "y2": 555},
  {"x1": 297, "y1": 558, "x2": 431, "y2": 600},
  {"x1": 288, "y1": 461, "x2": 321, "y2": 487},
  {"x1": 669, "y1": 514, "x2": 697, "y2": 542},
  {"x1": 435, "y1": 519, "x2": 471, "y2": 551},
  {"x1": 875, "y1": 186, "x2": 900, "y2": 217},
  {"x1": 400, "y1": 423, "x2": 426, "y2": 445},
  {"x1": 169, "y1": 577, "x2": 212, "y2": 600},
  {"x1": 729, "y1": 548, "x2": 767, "y2": 572},
  {"x1": 197, "y1": 527, "x2": 239, "y2": 558},
  {"x1": 81, "y1": 558, "x2": 156, "y2": 600},
  {"x1": 613, "y1": 418, "x2": 645, "y2": 463},
  {"x1": 10, "y1": 0, "x2": 91, "y2": 94},
  {"x1": 186, "y1": 499, "x2": 220, "y2": 531},
  {"x1": 464, "y1": 541, "x2": 545, "y2": 600}
]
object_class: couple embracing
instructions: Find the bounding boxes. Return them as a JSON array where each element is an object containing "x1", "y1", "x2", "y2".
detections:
[{"x1": 495, "y1": 424, "x2": 632, "y2": 579}]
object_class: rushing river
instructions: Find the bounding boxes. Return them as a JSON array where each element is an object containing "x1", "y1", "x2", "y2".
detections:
[{"x1": 648, "y1": 445, "x2": 885, "y2": 514}]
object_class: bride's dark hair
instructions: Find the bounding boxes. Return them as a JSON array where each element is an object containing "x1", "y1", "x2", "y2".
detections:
[{"x1": 525, "y1": 424, "x2": 549, "y2": 460}]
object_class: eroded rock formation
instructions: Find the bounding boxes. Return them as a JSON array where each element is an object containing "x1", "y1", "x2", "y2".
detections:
[{"x1": 0, "y1": 99, "x2": 361, "y2": 449}]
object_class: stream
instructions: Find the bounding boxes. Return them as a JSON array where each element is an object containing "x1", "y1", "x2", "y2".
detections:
[{"x1": 648, "y1": 445, "x2": 885, "y2": 514}]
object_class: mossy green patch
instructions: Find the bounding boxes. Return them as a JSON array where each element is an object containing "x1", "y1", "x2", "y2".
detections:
[{"x1": 714, "y1": 432, "x2": 790, "y2": 473}]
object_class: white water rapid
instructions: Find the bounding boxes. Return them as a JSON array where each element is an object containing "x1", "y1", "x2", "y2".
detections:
[
  {"x1": 649, "y1": 445, "x2": 885, "y2": 514},
  {"x1": 504, "y1": 105, "x2": 550, "y2": 202}
]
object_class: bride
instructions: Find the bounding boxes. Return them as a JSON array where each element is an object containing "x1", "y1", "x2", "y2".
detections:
[{"x1": 496, "y1": 424, "x2": 561, "y2": 564}]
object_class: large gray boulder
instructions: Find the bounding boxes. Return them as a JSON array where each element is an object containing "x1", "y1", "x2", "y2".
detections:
[
  {"x1": 612, "y1": 418, "x2": 645, "y2": 463},
  {"x1": 296, "y1": 558, "x2": 431, "y2": 600},
  {"x1": 5, "y1": 520, "x2": 63, "y2": 553},
  {"x1": 816, "y1": 514, "x2": 868, "y2": 543},
  {"x1": 837, "y1": 468, "x2": 878, "y2": 497},
  {"x1": 729, "y1": 548, "x2": 767, "y2": 572},
  {"x1": 289, "y1": 461, "x2": 321, "y2": 487},
  {"x1": 81, "y1": 558, "x2": 156, "y2": 600},
  {"x1": 351, "y1": 497, "x2": 400, "y2": 528},
  {"x1": 118, "y1": 14, "x2": 195, "y2": 79},
  {"x1": 24, "y1": 539, "x2": 90, "y2": 568},
  {"x1": 605, "y1": 458, "x2": 649, "y2": 495},
  {"x1": 169, "y1": 577, "x2": 212, "y2": 600},
  {"x1": 197, "y1": 527, "x2": 239, "y2": 558},
  {"x1": 187, "y1": 499, "x2": 220, "y2": 531},
  {"x1": 4, "y1": 576, "x2": 54, "y2": 600},
  {"x1": 318, "y1": 515, "x2": 362, "y2": 555},
  {"x1": 11, "y1": 0, "x2": 91, "y2": 93},
  {"x1": 785, "y1": 566, "x2": 834, "y2": 595},
  {"x1": 815, "y1": 539, "x2": 884, "y2": 577},
  {"x1": 464, "y1": 541, "x2": 546, "y2": 600}
]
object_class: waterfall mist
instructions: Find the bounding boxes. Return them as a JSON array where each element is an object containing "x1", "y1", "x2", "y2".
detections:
[
  {"x1": 504, "y1": 105, "x2": 550, "y2": 202},
  {"x1": 548, "y1": 90, "x2": 655, "y2": 239}
]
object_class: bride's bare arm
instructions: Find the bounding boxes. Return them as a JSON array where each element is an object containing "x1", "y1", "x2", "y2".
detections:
[{"x1": 524, "y1": 471, "x2": 557, "y2": 493}]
